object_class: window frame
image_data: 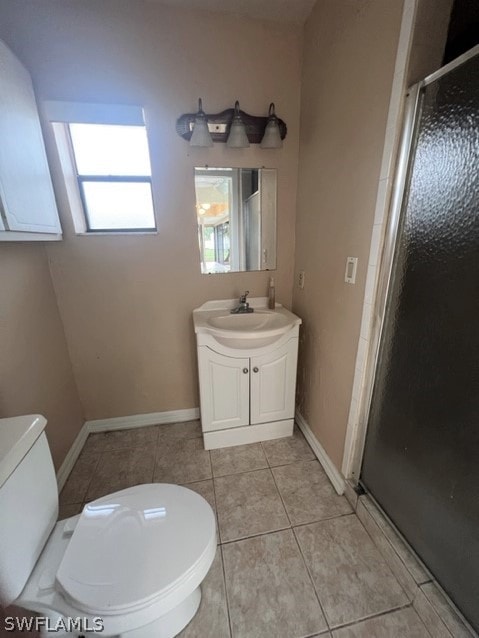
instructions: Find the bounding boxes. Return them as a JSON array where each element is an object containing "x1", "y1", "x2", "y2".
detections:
[{"x1": 66, "y1": 122, "x2": 157, "y2": 234}]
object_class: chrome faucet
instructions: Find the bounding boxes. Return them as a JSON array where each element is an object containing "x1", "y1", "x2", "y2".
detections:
[{"x1": 231, "y1": 290, "x2": 254, "y2": 314}]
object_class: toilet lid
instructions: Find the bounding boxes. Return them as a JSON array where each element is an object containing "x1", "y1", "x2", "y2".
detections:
[{"x1": 55, "y1": 484, "x2": 216, "y2": 615}]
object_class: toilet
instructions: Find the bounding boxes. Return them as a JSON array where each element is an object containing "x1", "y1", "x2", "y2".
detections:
[{"x1": 0, "y1": 415, "x2": 216, "y2": 637}]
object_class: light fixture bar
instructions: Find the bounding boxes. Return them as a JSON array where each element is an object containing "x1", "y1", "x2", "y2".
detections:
[{"x1": 176, "y1": 101, "x2": 287, "y2": 145}]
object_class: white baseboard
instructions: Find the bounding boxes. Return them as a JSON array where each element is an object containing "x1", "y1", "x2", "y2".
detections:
[
  {"x1": 56, "y1": 422, "x2": 89, "y2": 492},
  {"x1": 86, "y1": 408, "x2": 200, "y2": 433},
  {"x1": 56, "y1": 408, "x2": 200, "y2": 491},
  {"x1": 295, "y1": 410, "x2": 345, "y2": 495}
]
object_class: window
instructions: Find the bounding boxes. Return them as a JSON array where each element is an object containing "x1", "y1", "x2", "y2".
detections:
[{"x1": 67, "y1": 122, "x2": 156, "y2": 232}]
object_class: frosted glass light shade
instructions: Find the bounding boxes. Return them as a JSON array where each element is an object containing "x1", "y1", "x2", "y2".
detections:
[
  {"x1": 190, "y1": 117, "x2": 213, "y2": 147},
  {"x1": 190, "y1": 98, "x2": 213, "y2": 147},
  {"x1": 261, "y1": 103, "x2": 283, "y2": 149},
  {"x1": 261, "y1": 119, "x2": 282, "y2": 148},
  {"x1": 226, "y1": 120, "x2": 250, "y2": 148},
  {"x1": 226, "y1": 101, "x2": 250, "y2": 148}
]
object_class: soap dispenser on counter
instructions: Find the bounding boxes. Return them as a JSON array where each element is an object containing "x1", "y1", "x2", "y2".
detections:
[{"x1": 268, "y1": 277, "x2": 275, "y2": 309}]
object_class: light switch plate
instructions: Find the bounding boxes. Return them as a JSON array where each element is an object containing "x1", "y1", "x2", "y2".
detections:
[{"x1": 345, "y1": 257, "x2": 358, "y2": 284}]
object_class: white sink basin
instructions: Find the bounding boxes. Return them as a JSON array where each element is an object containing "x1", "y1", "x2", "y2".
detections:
[
  {"x1": 207, "y1": 310, "x2": 290, "y2": 333},
  {"x1": 193, "y1": 299, "x2": 301, "y2": 350}
]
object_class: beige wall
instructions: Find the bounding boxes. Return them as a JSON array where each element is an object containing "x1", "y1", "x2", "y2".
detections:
[
  {"x1": 0, "y1": 1, "x2": 302, "y2": 420},
  {"x1": 292, "y1": 0, "x2": 404, "y2": 470},
  {"x1": 0, "y1": 244, "x2": 84, "y2": 469}
]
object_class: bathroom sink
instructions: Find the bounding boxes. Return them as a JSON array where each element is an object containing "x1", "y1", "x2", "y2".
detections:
[
  {"x1": 206, "y1": 310, "x2": 290, "y2": 333},
  {"x1": 193, "y1": 299, "x2": 301, "y2": 350}
]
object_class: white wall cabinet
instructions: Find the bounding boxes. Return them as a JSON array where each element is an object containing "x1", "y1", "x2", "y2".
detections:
[
  {"x1": 0, "y1": 39, "x2": 62, "y2": 239},
  {"x1": 197, "y1": 335, "x2": 299, "y2": 449}
]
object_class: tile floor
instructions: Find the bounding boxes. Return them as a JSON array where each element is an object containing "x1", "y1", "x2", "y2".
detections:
[{"x1": 59, "y1": 421, "x2": 433, "y2": 637}]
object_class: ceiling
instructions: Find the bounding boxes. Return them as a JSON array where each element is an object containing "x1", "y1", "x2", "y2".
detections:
[{"x1": 148, "y1": 0, "x2": 317, "y2": 24}]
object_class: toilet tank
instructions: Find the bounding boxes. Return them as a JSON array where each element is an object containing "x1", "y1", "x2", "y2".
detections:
[{"x1": 0, "y1": 415, "x2": 58, "y2": 606}]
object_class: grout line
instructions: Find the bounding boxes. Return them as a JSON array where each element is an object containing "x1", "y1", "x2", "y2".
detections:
[
  {"x1": 260, "y1": 439, "x2": 273, "y2": 468},
  {"x1": 207, "y1": 448, "x2": 213, "y2": 486},
  {"x1": 266, "y1": 456, "x2": 316, "y2": 470},
  {"x1": 354, "y1": 507, "x2": 411, "y2": 603},
  {"x1": 291, "y1": 525, "x2": 332, "y2": 633},
  {"x1": 291, "y1": 511, "x2": 356, "y2": 531},
  {"x1": 219, "y1": 544, "x2": 234, "y2": 638},
  {"x1": 219, "y1": 525, "x2": 292, "y2": 546},
  {"x1": 269, "y1": 462, "x2": 293, "y2": 527},
  {"x1": 328, "y1": 601, "x2": 415, "y2": 633},
  {"x1": 208, "y1": 459, "x2": 220, "y2": 544},
  {"x1": 211, "y1": 462, "x2": 270, "y2": 479}
]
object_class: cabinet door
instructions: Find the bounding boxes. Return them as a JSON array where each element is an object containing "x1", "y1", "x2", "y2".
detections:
[
  {"x1": 0, "y1": 40, "x2": 61, "y2": 233},
  {"x1": 198, "y1": 348, "x2": 250, "y2": 432},
  {"x1": 250, "y1": 339, "x2": 298, "y2": 425}
]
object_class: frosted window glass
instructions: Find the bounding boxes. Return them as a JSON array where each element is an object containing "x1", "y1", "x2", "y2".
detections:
[
  {"x1": 69, "y1": 124, "x2": 151, "y2": 176},
  {"x1": 82, "y1": 182, "x2": 155, "y2": 230}
]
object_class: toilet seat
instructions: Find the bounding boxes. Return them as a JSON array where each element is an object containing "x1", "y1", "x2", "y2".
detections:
[{"x1": 55, "y1": 484, "x2": 216, "y2": 617}]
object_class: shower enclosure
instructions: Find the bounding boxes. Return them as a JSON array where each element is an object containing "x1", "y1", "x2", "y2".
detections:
[{"x1": 360, "y1": 47, "x2": 479, "y2": 631}]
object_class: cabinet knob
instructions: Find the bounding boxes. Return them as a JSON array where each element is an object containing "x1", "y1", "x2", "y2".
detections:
[
  {"x1": 253, "y1": 367, "x2": 259, "y2": 373},
  {"x1": 243, "y1": 368, "x2": 249, "y2": 374}
]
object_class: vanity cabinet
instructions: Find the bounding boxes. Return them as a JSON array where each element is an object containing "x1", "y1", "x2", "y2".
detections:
[
  {"x1": 198, "y1": 338, "x2": 298, "y2": 434},
  {"x1": 194, "y1": 299, "x2": 302, "y2": 450}
]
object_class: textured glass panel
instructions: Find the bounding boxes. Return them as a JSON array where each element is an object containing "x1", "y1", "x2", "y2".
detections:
[
  {"x1": 362, "y1": 52, "x2": 479, "y2": 631},
  {"x1": 82, "y1": 182, "x2": 155, "y2": 230}
]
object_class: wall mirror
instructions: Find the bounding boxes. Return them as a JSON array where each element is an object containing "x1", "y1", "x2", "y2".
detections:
[{"x1": 194, "y1": 167, "x2": 277, "y2": 273}]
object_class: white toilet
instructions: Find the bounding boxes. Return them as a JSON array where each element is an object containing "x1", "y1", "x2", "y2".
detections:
[{"x1": 0, "y1": 415, "x2": 216, "y2": 637}]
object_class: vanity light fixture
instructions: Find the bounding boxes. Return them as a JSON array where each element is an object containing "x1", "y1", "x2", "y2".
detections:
[
  {"x1": 176, "y1": 100, "x2": 287, "y2": 146},
  {"x1": 226, "y1": 101, "x2": 250, "y2": 148},
  {"x1": 189, "y1": 98, "x2": 213, "y2": 147},
  {"x1": 260, "y1": 103, "x2": 283, "y2": 149}
]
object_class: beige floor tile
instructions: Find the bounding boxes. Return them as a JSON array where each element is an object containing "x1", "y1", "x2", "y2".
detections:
[
  {"x1": 355, "y1": 498, "x2": 417, "y2": 601},
  {"x1": 86, "y1": 447, "x2": 156, "y2": 500},
  {"x1": 359, "y1": 495, "x2": 431, "y2": 585},
  {"x1": 331, "y1": 607, "x2": 431, "y2": 637},
  {"x1": 179, "y1": 551, "x2": 230, "y2": 638},
  {"x1": 420, "y1": 582, "x2": 474, "y2": 638},
  {"x1": 215, "y1": 469, "x2": 290, "y2": 542},
  {"x1": 262, "y1": 426, "x2": 315, "y2": 467},
  {"x1": 413, "y1": 587, "x2": 455, "y2": 638},
  {"x1": 58, "y1": 502, "x2": 83, "y2": 520},
  {"x1": 273, "y1": 460, "x2": 353, "y2": 525},
  {"x1": 222, "y1": 529, "x2": 328, "y2": 638},
  {"x1": 295, "y1": 515, "x2": 408, "y2": 628},
  {"x1": 154, "y1": 437, "x2": 212, "y2": 484},
  {"x1": 185, "y1": 479, "x2": 219, "y2": 543},
  {"x1": 156, "y1": 419, "x2": 202, "y2": 441},
  {"x1": 81, "y1": 426, "x2": 159, "y2": 454},
  {"x1": 59, "y1": 452, "x2": 100, "y2": 504},
  {"x1": 210, "y1": 443, "x2": 268, "y2": 477}
]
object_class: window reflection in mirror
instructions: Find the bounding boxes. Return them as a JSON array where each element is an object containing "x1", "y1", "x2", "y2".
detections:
[{"x1": 194, "y1": 167, "x2": 277, "y2": 274}]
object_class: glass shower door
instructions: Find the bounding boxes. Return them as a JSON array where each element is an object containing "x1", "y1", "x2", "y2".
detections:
[{"x1": 361, "y1": 49, "x2": 479, "y2": 631}]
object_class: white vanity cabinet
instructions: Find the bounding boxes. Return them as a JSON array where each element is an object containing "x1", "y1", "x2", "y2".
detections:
[{"x1": 194, "y1": 298, "x2": 301, "y2": 450}]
